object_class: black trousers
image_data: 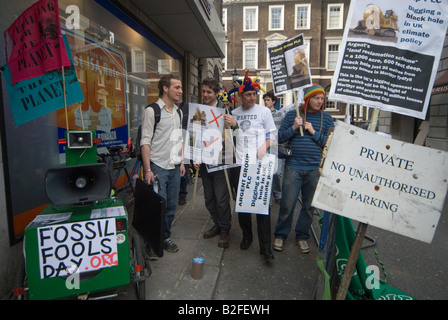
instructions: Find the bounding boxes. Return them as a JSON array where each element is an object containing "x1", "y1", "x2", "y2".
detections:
[
  {"x1": 231, "y1": 166, "x2": 271, "y2": 252},
  {"x1": 199, "y1": 164, "x2": 232, "y2": 233}
]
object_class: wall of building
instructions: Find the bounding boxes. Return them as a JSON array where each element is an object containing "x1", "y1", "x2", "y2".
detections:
[
  {"x1": 426, "y1": 32, "x2": 448, "y2": 151},
  {"x1": 222, "y1": 0, "x2": 352, "y2": 120}
]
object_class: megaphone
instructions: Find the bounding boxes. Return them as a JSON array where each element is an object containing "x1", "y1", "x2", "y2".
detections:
[
  {"x1": 67, "y1": 131, "x2": 93, "y2": 149},
  {"x1": 45, "y1": 163, "x2": 111, "y2": 206}
]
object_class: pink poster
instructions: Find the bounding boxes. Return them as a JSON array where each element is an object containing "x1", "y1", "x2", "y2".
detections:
[{"x1": 4, "y1": 0, "x2": 71, "y2": 85}]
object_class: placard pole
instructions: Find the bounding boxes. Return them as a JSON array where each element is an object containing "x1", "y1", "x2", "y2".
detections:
[
  {"x1": 335, "y1": 107, "x2": 379, "y2": 300},
  {"x1": 293, "y1": 91, "x2": 304, "y2": 136},
  {"x1": 192, "y1": 170, "x2": 199, "y2": 209}
]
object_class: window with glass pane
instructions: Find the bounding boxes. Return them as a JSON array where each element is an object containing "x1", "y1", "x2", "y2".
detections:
[
  {"x1": 245, "y1": 46, "x2": 256, "y2": 69},
  {"x1": 327, "y1": 44, "x2": 340, "y2": 70},
  {"x1": 295, "y1": 5, "x2": 309, "y2": 29},
  {"x1": 0, "y1": 0, "x2": 182, "y2": 241},
  {"x1": 270, "y1": 7, "x2": 283, "y2": 30},
  {"x1": 244, "y1": 7, "x2": 258, "y2": 31},
  {"x1": 328, "y1": 5, "x2": 343, "y2": 29}
]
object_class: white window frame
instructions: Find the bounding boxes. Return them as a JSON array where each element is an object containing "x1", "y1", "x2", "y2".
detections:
[
  {"x1": 158, "y1": 59, "x2": 172, "y2": 74},
  {"x1": 326, "y1": 38, "x2": 341, "y2": 71},
  {"x1": 327, "y1": 3, "x2": 344, "y2": 30},
  {"x1": 295, "y1": 4, "x2": 311, "y2": 30},
  {"x1": 243, "y1": 6, "x2": 258, "y2": 31},
  {"x1": 243, "y1": 40, "x2": 258, "y2": 70},
  {"x1": 269, "y1": 5, "x2": 284, "y2": 31},
  {"x1": 223, "y1": 41, "x2": 228, "y2": 70},
  {"x1": 131, "y1": 48, "x2": 145, "y2": 73},
  {"x1": 222, "y1": 8, "x2": 227, "y2": 33}
]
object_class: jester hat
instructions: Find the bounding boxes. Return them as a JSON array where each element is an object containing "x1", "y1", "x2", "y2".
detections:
[
  {"x1": 228, "y1": 70, "x2": 266, "y2": 97},
  {"x1": 218, "y1": 88, "x2": 238, "y2": 103}
]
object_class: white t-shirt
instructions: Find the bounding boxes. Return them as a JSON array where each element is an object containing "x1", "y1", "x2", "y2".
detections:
[{"x1": 232, "y1": 104, "x2": 277, "y2": 165}]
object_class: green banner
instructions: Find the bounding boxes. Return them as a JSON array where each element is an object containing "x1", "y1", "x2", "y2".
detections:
[{"x1": 317, "y1": 212, "x2": 416, "y2": 300}]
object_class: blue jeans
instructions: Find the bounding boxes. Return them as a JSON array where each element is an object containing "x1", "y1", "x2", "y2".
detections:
[
  {"x1": 274, "y1": 168, "x2": 318, "y2": 241},
  {"x1": 151, "y1": 162, "x2": 181, "y2": 239}
]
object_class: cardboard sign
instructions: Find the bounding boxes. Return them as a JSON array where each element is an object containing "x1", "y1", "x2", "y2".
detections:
[
  {"x1": 37, "y1": 218, "x2": 118, "y2": 279},
  {"x1": 312, "y1": 121, "x2": 448, "y2": 243},
  {"x1": 236, "y1": 152, "x2": 275, "y2": 215}
]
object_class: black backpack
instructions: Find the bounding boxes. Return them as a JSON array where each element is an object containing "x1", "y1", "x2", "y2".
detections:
[{"x1": 136, "y1": 102, "x2": 183, "y2": 161}]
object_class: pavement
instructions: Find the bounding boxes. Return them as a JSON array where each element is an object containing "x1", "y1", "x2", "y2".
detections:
[{"x1": 117, "y1": 175, "x2": 448, "y2": 303}]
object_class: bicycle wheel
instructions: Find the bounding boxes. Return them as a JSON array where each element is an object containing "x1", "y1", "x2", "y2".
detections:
[{"x1": 132, "y1": 234, "x2": 146, "y2": 300}]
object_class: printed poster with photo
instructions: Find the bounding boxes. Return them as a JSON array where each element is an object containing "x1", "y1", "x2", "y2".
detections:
[
  {"x1": 268, "y1": 34, "x2": 312, "y2": 95},
  {"x1": 56, "y1": 32, "x2": 128, "y2": 151},
  {"x1": 329, "y1": 0, "x2": 448, "y2": 119},
  {"x1": 184, "y1": 103, "x2": 233, "y2": 167}
]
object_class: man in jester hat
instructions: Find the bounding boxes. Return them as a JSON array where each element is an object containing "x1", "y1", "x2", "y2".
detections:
[
  {"x1": 272, "y1": 84, "x2": 334, "y2": 254},
  {"x1": 218, "y1": 88, "x2": 238, "y2": 110},
  {"x1": 224, "y1": 71, "x2": 277, "y2": 260}
]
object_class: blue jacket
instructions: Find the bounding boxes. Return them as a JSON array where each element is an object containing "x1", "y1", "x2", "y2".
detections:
[{"x1": 278, "y1": 109, "x2": 334, "y2": 170}]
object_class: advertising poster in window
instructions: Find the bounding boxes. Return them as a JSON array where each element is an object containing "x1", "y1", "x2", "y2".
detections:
[
  {"x1": 329, "y1": 0, "x2": 448, "y2": 119},
  {"x1": 56, "y1": 32, "x2": 128, "y2": 152},
  {"x1": 268, "y1": 34, "x2": 312, "y2": 95}
]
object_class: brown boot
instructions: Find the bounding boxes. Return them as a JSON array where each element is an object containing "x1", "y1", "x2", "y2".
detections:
[
  {"x1": 218, "y1": 232, "x2": 230, "y2": 248},
  {"x1": 203, "y1": 226, "x2": 220, "y2": 239}
]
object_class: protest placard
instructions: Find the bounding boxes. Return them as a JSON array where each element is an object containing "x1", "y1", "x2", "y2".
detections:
[
  {"x1": 3, "y1": 35, "x2": 84, "y2": 126},
  {"x1": 236, "y1": 152, "x2": 276, "y2": 215},
  {"x1": 312, "y1": 121, "x2": 448, "y2": 243},
  {"x1": 268, "y1": 34, "x2": 312, "y2": 95},
  {"x1": 184, "y1": 103, "x2": 230, "y2": 166},
  {"x1": 4, "y1": 0, "x2": 71, "y2": 85},
  {"x1": 329, "y1": 0, "x2": 448, "y2": 119},
  {"x1": 37, "y1": 218, "x2": 118, "y2": 279}
]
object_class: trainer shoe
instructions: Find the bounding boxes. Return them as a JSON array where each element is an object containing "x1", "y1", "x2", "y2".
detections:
[
  {"x1": 272, "y1": 238, "x2": 284, "y2": 251},
  {"x1": 163, "y1": 238, "x2": 179, "y2": 253},
  {"x1": 296, "y1": 240, "x2": 310, "y2": 254}
]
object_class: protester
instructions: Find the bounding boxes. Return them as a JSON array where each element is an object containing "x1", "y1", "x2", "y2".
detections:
[
  {"x1": 263, "y1": 90, "x2": 283, "y2": 204},
  {"x1": 219, "y1": 88, "x2": 237, "y2": 111},
  {"x1": 194, "y1": 78, "x2": 232, "y2": 248},
  {"x1": 272, "y1": 84, "x2": 334, "y2": 254},
  {"x1": 225, "y1": 71, "x2": 277, "y2": 260},
  {"x1": 140, "y1": 74, "x2": 185, "y2": 253}
]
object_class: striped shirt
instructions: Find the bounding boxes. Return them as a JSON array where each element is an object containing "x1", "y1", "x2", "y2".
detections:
[{"x1": 278, "y1": 109, "x2": 334, "y2": 170}]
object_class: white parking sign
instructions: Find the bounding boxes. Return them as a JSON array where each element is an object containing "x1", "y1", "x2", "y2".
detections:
[{"x1": 312, "y1": 121, "x2": 448, "y2": 243}]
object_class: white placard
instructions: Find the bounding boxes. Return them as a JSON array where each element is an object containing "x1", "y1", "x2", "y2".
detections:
[
  {"x1": 329, "y1": 0, "x2": 448, "y2": 119},
  {"x1": 312, "y1": 121, "x2": 448, "y2": 243},
  {"x1": 236, "y1": 152, "x2": 276, "y2": 215},
  {"x1": 183, "y1": 103, "x2": 230, "y2": 166},
  {"x1": 37, "y1": 218, "x2": 118, "y2": 279}
]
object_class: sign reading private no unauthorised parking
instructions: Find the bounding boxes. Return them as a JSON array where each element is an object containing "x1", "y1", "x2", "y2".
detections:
[{"x1": 312, "y1": 121, "x2": 448, "y2": 243}]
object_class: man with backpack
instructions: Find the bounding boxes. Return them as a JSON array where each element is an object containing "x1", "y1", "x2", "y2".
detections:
[{"x1": 140, "y1": 74, "x2": 185, "y2": 253}]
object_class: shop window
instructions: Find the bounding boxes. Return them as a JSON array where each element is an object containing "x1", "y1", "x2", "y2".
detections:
[{"x1": 0, "y1": 0, "x2": 181, "y2": 242}]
